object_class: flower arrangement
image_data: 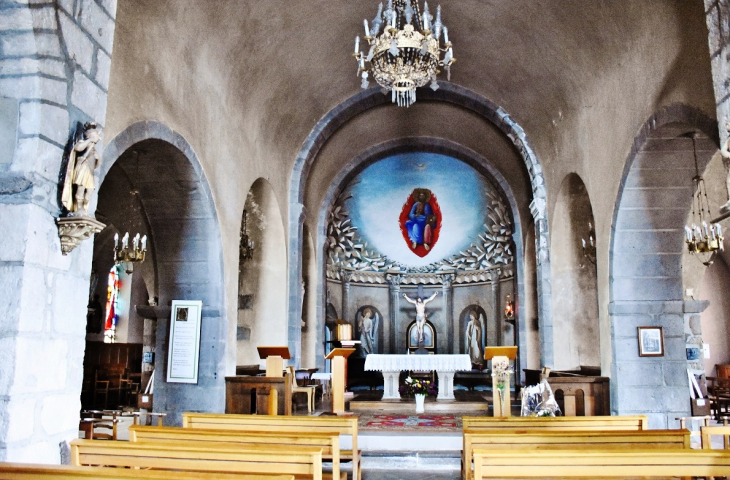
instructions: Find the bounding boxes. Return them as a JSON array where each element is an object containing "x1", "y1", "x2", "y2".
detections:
[{"x1": 399, "y1": 376, "x2": 438, "y2": 396}]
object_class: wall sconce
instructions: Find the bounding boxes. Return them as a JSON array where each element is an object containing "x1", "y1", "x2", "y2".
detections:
[
  {"x1": 114, "y1": 232, "x2": 147, "y2": 274},
  {"x1": 240, "y1": 209, "x2": 255, "y2": 262},
  {"x1": 504, "y1": 294, "x2": 514, "y2": 322},
  {"x1": 581, "y1": 222, "x2": 596, "y2": 265}
]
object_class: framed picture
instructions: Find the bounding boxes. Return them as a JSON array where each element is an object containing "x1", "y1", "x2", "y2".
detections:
[{"x1": 638, "y1": 326, "x2": 664, "y2": 357}]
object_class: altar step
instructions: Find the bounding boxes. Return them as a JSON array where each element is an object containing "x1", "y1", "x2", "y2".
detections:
[{"x1": 348, "y1": 390, "x2": 510, "y2": 414}]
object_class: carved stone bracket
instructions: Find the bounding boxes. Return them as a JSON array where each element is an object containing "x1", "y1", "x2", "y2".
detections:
[{"x1": 56, "y1": 215, "x2": 105, "y2": 255}]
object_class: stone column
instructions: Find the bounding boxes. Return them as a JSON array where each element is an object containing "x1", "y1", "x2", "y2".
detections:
[
  {"x1": 0, "y1": 1, "x2": 117, "y2": 463},
  {"x1": 440, "y1": 273, "x2": 455, "y2": 354},
  {"x1": 340, "y1": 269, "x2": 353, "y2": 324},
  {"x1": 491, "y1": 269, "x2": 502, "y2": 346},
  {"x1": 386, "y1": 273, "x2": 402, "y2": 354},
  {"x1": 704, "y1": 0, "x2": 730, "y2": 213}
]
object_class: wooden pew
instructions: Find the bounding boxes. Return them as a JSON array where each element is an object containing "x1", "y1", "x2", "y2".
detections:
[
  {"x1": 463, "y1": 428, "x2": 690, "y2": 480},
  {"x1": 463, "y1": 414, "x2": 649, "y2": 431},
  {"x1": 129, "y1": 425, "x2": 344, "y2": 480},
  {"x1": 472, "y1": 448, "x2": 730, "y2": 478},
  {"x1": 182, "y1": 412, "x2": 361, "y2": 480},
  {"x1": 70, "y1": 439, "x2": 323, "y2": 480},
  {"x1": 0, "y1": 462, "x2": 294, "y2": 479}
]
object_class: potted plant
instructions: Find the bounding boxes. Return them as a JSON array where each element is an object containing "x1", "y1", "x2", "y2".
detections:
[{"x1": 399, "y1": 376, "x2": 438, "y2": 413}]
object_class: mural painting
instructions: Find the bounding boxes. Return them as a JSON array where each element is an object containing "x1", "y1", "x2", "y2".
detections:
[{"x1": 399, "y1": 188, "x2": 442, "y2": 257}]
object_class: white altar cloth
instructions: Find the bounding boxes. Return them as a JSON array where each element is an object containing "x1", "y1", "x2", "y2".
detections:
[{"x1": 364, "y1": 354, "x2": 472, "y2": 400}]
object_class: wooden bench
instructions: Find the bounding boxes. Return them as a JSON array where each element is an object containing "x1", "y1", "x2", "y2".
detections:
[
  {"x1": 463, "y1": 414, "x2": 649, "y2": 431},
  {"x1": 129, "y1": 425, "x2": 344, "y2": 480},
  {"x1": 472, "y1": 448, "x2": 730, "y2": 478},
  {"x1": 0, "y1": 462, "x2": 294, "y2": 479},
  {"x1": 70, "y1": 439, "x2": 323, "y2": 480},
  {"x1": 182, "y1": 412, "x2": 361, "y2": 480},
  {"x1": 463, "y1": 428, "x2": 690, "y2": 480}
]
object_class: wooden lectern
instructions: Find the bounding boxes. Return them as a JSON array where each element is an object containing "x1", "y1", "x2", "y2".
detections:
[
  {"x1": 485, "y1": 346, "x2": 518, "y2": 417},
  {"x1": 257, "y1": 346, "x2": 291, "y2": 378},
  {"x1": 325, "y1": 348, "x2": 355, "y2": 414},
  {"x1": 257, "y1": 346, "x2": 291, "y2": 414}
]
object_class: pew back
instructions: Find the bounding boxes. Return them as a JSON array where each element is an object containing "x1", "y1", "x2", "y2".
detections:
[
  {"x1": 129, "y1": 425, "x2": 341, "y2": 480},
  {"x1": 0, "y1": 462, "x2": 294, "y2": 479},
  {"x1": 462, "y1": 414, "x2": 649, "y2": 431},
  {"x1": 182, "y1": 413, "x2": 360, "y2": 480},
  {"x1": 70, "y1": 439, "x2": 323, "y2": 480},
  {"x1": 463, "y1": 429, "x2": 690, "y2": 480},
  {"x1": 472, "y1": 448, "x2": 730, "y2": 478},
  {"x1": 701, "y1": 424, "x2": 730, "y2": 449}
]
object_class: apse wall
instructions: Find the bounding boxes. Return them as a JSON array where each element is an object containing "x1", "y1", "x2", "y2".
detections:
[{"x1": 324, "y1": 152, "x2": 518, "y2": 369}]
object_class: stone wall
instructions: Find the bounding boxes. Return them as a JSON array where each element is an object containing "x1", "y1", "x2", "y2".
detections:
[
  {"x1": 0, "y1": 0, "x2": 115, "y2": 462},
  {"x1": 705, "y1": 0, "x2": 730, "y2": 153}
]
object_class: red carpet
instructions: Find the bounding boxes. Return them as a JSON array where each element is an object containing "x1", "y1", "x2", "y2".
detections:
[{"x1": 363, "y1": 414, "x2": 459, "y2": 430}]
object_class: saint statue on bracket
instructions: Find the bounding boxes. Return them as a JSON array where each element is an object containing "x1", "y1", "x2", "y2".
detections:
[{"x1": 399, "y1": 188, "x2": 442, "y2": 257}]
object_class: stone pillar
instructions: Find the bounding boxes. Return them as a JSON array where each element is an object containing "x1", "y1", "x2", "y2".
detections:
[
  {"x1": 386, "y1": 273, "x2": 402, "y2": 354},
  {"x1": 491, "y1": 270, "x2": 502, "y2": 347},
  {"x1": 531, "y1": 197, "x2": 554, "y2": 367},
  {"x1": 440, "y1": 273, "x2": 455, "y2": 354},
  {"x1": 0, "y1": 1, "x2": 116, "y2": 463},
  {"x1": 704, "y1": 0, "x2": 730, "y2": 212},
  {"x1": 340, "y1": 269, "x2": 352, "y2": 324}
]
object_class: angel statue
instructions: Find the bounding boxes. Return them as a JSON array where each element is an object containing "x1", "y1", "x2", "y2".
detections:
[
  {"x1": 61, "y1": 122, "x2": 102, "y2": 215},
  {"x1": 719, "y1": 121, "x2": 730, "y2": 214}
]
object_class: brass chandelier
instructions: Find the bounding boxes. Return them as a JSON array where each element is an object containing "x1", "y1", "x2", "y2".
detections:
[
  {"x1": 684, "y1": 133, "x2": 724, "y2": 265},
  {"x1": 354, "y1": 0, "x2": 455, "y2": 107}
]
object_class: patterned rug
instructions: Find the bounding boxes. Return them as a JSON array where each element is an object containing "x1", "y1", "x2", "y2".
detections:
[{"x1": 360, "y1": 414, "x2": 462, "y2": 431}]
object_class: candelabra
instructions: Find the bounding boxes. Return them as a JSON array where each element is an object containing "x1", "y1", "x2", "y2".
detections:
[
  {"x1": 114, "y1": 232, "x2": 147, "y2": 273},
  {"x1": 581, "y1": 222, "x2": 596, "y2": 265},
  {"x1": 684, "y1": 133, "x2": 724, "y2": 266},
  {"x1": 354, "y1": 0, "x2": 455, "y2": 107}
]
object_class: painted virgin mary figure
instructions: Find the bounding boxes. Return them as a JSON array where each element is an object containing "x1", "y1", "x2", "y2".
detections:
[{"x1": 465, "y1": 310, "x2": 484, "y2": 367}]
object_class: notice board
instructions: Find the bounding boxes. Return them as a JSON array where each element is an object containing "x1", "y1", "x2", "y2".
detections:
[{"x1": 166, "y1": 300, "x2": 203, "y2": 384}]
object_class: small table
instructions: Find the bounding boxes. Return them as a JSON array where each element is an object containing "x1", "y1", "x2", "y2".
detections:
[{"x1": 364, "y1": 354, "x2": 472, "y2": 400}]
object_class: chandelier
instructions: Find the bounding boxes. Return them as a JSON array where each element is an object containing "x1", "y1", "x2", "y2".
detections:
[
  {"x1": 113, "y1": 232, "x2": 147, "y2": 274},
  {"x1": 684, "y1": 133, "x2": 724, "y2": 265},
  {"x1": 354, "y1": 0, "x2": 455, "y2": 107},
  {"x1": 581, "y1": 222, "x2": 596, "y2": 266}
]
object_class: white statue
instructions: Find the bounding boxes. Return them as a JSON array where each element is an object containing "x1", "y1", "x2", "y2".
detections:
[
  {"x1": 402, "y1": 291, "x2": 440, "y2": 344},
  {"x1": 719, "y1": 121, "x2": 730, "y2": 214},
  {"x1": 465, "y1": 310, "x2": 484, "y2": 367},
  {"x1": 61, "y1": 122, "x2": 102, "y2": 215}
]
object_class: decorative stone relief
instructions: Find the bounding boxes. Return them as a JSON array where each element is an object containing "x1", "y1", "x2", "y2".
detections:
[{"x1": 326, "y1": 188, "x2": 514, "y2": 284}]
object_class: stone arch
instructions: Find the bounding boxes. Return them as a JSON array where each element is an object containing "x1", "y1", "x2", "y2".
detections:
[
  {"x1": 315, "y1": 137, "x2": 530, "y2": 377},
  {"x1": 551, "y1": 173, "x2": 599, "y2": 370},
  {"x1": 101, "y1": 121, "x2": 226, "y2": 425},
  {"x1": 288, "y1": 83, "x2": 552, "y2": 369},
  {"x1": 236, "y1": 177, "x2": 288, "y2": 366},
  {"x1": 610, "y1": 103, "x2": 718, "y2": 427}
]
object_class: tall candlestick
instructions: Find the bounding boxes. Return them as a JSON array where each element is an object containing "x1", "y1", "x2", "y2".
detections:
[
  {"x1": 703, "y1": 221, "x2": 709, "y2": 237},
  {"x1": 685, "y1": 226, "x2": 692, "y2": 242},
  {"x1": 364, "y1": 19, "x2": 370, "y2": 37},
  {"x1": 443, "y1": 26, "x2": 449, "y2": 43},
  {"x1": 582, "y1": 238, "x2": 587, "y2": 249},
  {"x1": 141, "y1": 235, "x2": 147, "y2": 251},
  {"x1": 355, "y1": 35, "x2": 360, "y2": 54},
  {"x1": 114, "y1": 232, "x2": 119, "y2": 247},
  {"x1": 122, "y1": 232, "x2": 129, "y2": 249}
]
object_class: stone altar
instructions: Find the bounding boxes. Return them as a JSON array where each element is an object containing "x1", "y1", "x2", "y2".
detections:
[{"x1": 364, "y1": 354, "x2": 472, "y2": 400}]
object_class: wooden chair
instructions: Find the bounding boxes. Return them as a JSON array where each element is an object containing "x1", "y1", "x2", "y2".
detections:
[
  {"x1": 701, "y1": 424, "x2": 730, "y2": 450},
  {"x1": 132, "y1": 411, "x2": 166, "y2": 426},
  {"x1": 707, "y1": 376, "x2": 730, "y2": 420},
  {"x1": 93, "y1": 371, "x2": 110, "y2": 409},
  {"x1": 78, "y1": 417, "x2": 118, "y2": 440},
  {"x1": 287, "y1": 366, "x2": 316, "y2": 413}
]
